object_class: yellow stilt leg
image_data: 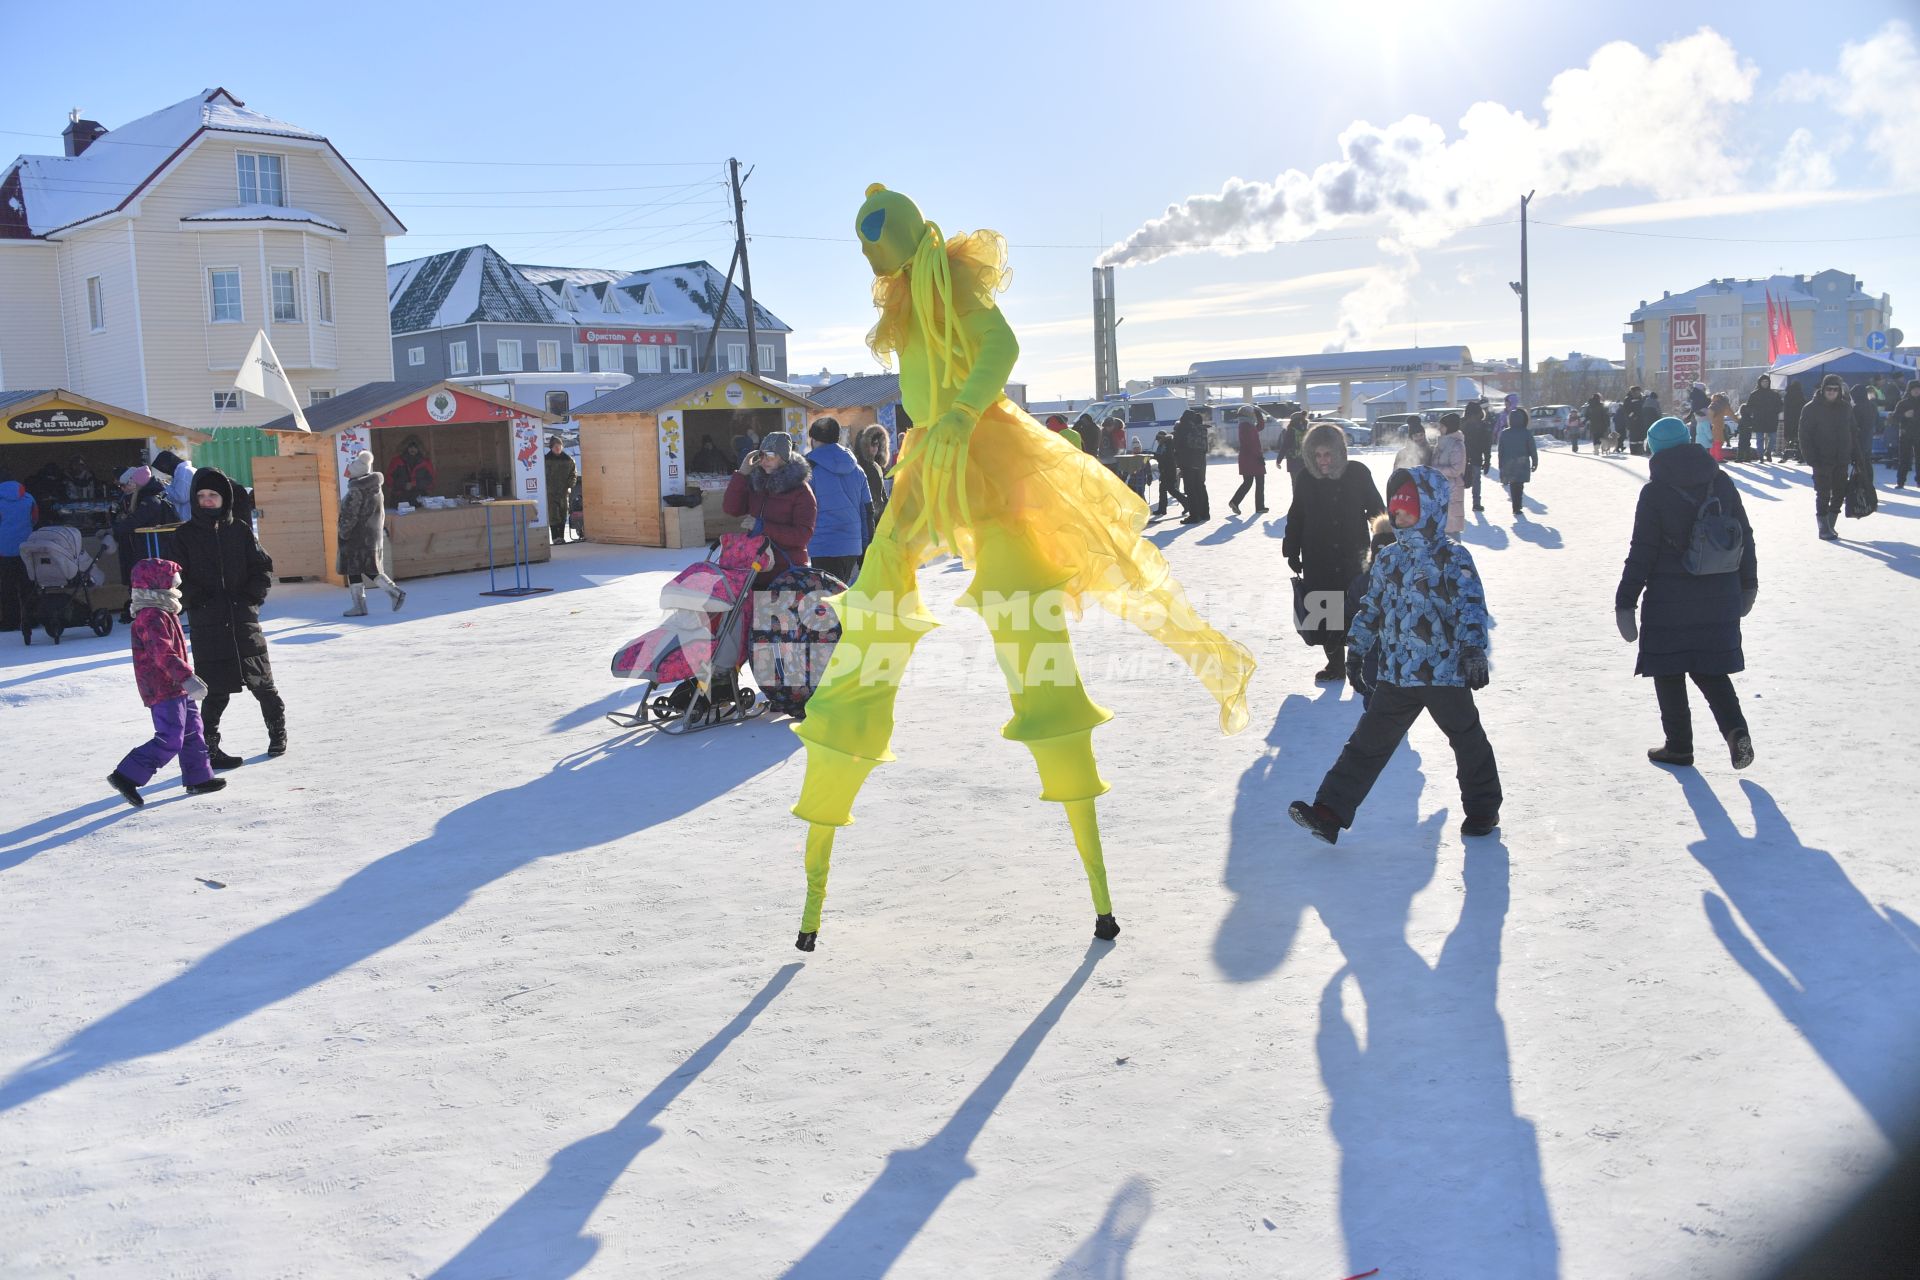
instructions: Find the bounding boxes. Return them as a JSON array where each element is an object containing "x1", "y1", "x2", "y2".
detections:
[
  {"x1": 1064, "y1": 798, "x2": 1114, "y2": 923},
  {"x1": 796, "y1": 824, "x2": 835, "y2": 950}
]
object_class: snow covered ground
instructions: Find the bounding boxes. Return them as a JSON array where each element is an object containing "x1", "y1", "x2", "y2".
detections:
[{"x1": 3, "y1": 447, "x2": 1917, "y2": 1279}]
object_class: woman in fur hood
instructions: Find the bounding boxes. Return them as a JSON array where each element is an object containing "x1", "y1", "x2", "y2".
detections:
[
  {"x1": 1283, "y1": 422, "x2": 1386, "y2": 681},
  {"x1": 854, "y1": 423, "x2": 892, "y2": 536},
  {"x1": 722, "y1": 430, "x2": 817, "y2": 578},
  {"x1": 337, "y1": 451, "x2": 405, "y2": 617}
]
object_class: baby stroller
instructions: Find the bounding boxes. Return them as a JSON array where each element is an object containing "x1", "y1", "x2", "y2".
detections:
[
  {"x1": 607, "y1": 533, "x2": 774, "y2": 734},
  {"x1": 20, "y1": 525, "x2": 113, "y2": 645}
]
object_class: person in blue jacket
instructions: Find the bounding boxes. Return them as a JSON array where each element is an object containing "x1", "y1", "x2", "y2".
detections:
[
  {"x1": 1496, "y1": 407, "x2": 1539, "y2": 517},
  {"x1": 1, "y1": 473, "x2": 42, "y2": 635},
  {"x1": 801, "y1": 416, "x2": 872, "y2": 585},
  {"x1": 151, "y1": 449, "x2": 197, "y2": 522},
  {"x1": 1290, "y1": 466, "x2": 1502, "y2": 843}
]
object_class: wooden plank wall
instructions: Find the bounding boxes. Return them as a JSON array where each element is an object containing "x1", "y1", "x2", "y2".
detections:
[
  {"x1": 581, "y1": 415, "x2": 664, "y2": 546},
  {"x1": 255, "y1": 452, "x2": 331, "y2": 582}
]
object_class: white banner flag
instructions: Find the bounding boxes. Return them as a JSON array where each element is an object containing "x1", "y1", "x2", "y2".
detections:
[{"x1": 235, "y1": 330, "x2": 311, "y2": 432}]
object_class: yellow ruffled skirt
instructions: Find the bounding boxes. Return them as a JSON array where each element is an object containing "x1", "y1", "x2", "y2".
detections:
[{"x1": 790, "y1": 399, "x2": 1252, "y2": 824}]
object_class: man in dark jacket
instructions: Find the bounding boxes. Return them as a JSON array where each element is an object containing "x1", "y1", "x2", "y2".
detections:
[
  {"x1": 1850, "y1": 383, "x2": 1879, "y2": 472},
  {"x1": 172, "y1": 468, "x2": 286, "y2": 765},
  {"x1": 1461, "y1": 401, "x2": 1493, "y2": 511},
  {"x1": 544, "y1": 436, "x2": 577, "y2": 544},
  {"x1": 1781, "y1": 379, "x2": 1807, "y2": 462},
  {"x1": 1173, "y1": 408, "x2": 1211, "y2": 523},
  {"x1": 1739, "y1": 375, "x2": 1782, "y2": 463},
  {"x1": 1893, "y1": 381, "x2": 1920, "y2": 489},
  {"x1": 1800, "y1": 374, "x2": 1859, "y2": 540},
  {"x1": 1151, "y1": 431, "x2": 1184, "y2": 518},
  {"x1": 1614, "y1": 417, "x2": 1757, "y2": 769}
]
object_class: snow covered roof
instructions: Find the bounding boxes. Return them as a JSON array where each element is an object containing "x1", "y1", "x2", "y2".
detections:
[
  {"x1": 1184, "y1": 347, "x2": 1476, "y2": 382},
  {"x1": 572, "y1": 370, "x2": 816, "y2": 417},
  {"x1": 1, "y1": 88, "x2": 401, "y2": 240},
  {"x1": 386, "y1": 248, "x2": 794, "y2": 337},
  {"x1": 180, "y1": 204, "x2": 346, "y2": 233},
  {"x1": 388, "y1": 245, "x2": 567, "y2": 333},
  {"x1": 606, "y1": 261, "x2": 790, "y2": 334},
  {"x1": 1629, "y1": 275, "x2": 1848, "y2": 320},
  {"x1": 805, "y1": 373, "x2": 901, "y2": 409},
  {"x1": 255, "y1": 378, "x2": 558, "y2": 433}
]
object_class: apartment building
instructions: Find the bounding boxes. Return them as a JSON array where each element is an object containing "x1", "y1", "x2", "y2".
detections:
[{"x1": 1622, "y1": 271, "x2": 1892, "y2": 389}]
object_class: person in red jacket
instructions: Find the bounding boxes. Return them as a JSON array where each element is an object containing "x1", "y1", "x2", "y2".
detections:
[
  {"x1": 722, "y1": 430, "x2": 816, "y2": 580},
  {"x1": 106, "y1": 558, "x2": 227, "y2": 806},
  {"x1": 1228, "y1": 404, "x2": 1268, "y2": 514}
]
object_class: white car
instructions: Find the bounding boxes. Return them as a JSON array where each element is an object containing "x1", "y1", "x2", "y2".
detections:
[{"x1": 1529, "y1": 405, "x2": 1577, "y2": 439}]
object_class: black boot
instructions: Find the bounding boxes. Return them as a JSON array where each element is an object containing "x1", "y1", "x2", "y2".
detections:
[
  {"x1": 107, "y1": 771, "x2": 145, "y2": 808},
  {"x1": 1726, "y1": 728, "x2": 1754, "y2": 770},
  {"x1": 1647, "y1": 744, "x2": 1694, "y2": 767},
  {"x1": 1288, "y1": 800, "x2": 1341, "y2": 845},
  {"x1": 267, "y1": 718, "x2": 288, "y2": 757},
  {"x1": 205, "y1": 729, "x2": 244, "y2": 771}
]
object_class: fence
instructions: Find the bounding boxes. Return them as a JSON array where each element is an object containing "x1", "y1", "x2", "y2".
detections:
[{"x1": 193, "y1": 426, "x2": 281, "y2": 487}]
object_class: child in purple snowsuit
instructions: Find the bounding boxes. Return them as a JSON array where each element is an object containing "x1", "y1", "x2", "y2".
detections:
[{"x1": 107, "y1": 558, "x2": 226, "y2": 806}]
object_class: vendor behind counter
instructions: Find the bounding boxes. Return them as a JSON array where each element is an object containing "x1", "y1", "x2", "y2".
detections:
[{"x1": 374, "y1": 427, "x2": 510, "y2": 509}]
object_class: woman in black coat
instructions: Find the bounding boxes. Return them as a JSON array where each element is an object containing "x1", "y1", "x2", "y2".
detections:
[
  {"x1": 1283, "y1": 422, "x2": 1385, "y2": 682},
  {"x1": 1614, "y1": 419, "x2": 1757, "y2": 769},
  {"x1": 172, "y1": 467, "x2": 286, "y2": 766}
]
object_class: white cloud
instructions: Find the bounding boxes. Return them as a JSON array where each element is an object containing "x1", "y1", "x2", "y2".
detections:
[
  {"x1": 1831, "y1": 21, "x2": 1920, "y2": 188},
  {"x1": 1771, "y1": 128, "x2": 1837, "y2": 191},
  {"x1": 1576, "y1": 187, "x2": 1885, "y2": 225},
  {"x1": 1099, "y1": 28, "x2": 1757, "y2": 348}
]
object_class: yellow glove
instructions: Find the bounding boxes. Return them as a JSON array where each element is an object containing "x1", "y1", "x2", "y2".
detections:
[{"x1": 913, "y1": 406, "x2": 981, "y2": 545}]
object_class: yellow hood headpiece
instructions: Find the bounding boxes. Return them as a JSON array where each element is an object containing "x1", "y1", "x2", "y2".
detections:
[{"x1": 856, "y1": 183, "x2": 928, "y2": 277}]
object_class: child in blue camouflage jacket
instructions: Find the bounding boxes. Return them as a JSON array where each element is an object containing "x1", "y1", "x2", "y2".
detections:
[{"x1": 1290, "y1": 465, "x2": 1503, "y2": 844}]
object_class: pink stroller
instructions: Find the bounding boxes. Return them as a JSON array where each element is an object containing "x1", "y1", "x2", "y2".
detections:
[{"x1": 607, "y1": 533, "x2": 774, "y2": 733}]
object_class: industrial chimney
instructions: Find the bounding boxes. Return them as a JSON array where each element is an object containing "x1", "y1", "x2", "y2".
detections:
[{"x1": 1092, "y1": 266, "x2": 1119, "y2": 400}]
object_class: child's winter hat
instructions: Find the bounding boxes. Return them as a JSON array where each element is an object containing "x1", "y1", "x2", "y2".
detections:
[
  {"x1": 119, "y1": 465, "x2": 152, "y2": 489},
  {"x1": 1646, "y1": 417, "x2": 1690, "y2": 455},
  {"x1": 1503, "y1": 393, "x2": 1519, "y2": 408},
  {"x1": 346, "y1": 450, "x2": 374, "y2": 478},
  {"x1": 759, "y1": 431, "x2": 794, "y2": 462},
  {"x1": 1388, "y1": 481, "x2": 1421, "y2": 524}
]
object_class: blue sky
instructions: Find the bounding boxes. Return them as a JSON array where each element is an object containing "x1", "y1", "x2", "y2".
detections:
[{"x1": 4, "y1": 0, "x2": 1915, "y2": 397}]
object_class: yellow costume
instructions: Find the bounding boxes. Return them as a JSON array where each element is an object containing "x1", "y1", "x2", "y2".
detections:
[{"x1": 789, "y1": 186, "x2": 1254, "y2": 950}]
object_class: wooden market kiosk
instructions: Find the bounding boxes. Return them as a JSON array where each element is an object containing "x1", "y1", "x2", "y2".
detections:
[
  {"x1": 571, "y1": 371, "x2": 818, "y2": 548},
  {"x1": 0, "y1": 389, "x2": 207, "y2": 607},
  {"x1": 256, "y1": 381, "x2": 557, "y2": 584},
  {"x1": 804, "y1": 373, "x2": 908, "y2": 450}
]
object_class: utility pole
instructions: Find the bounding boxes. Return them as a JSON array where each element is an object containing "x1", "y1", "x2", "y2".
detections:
[
  {"x1": 1519, "y1": 190, "x2": 1534, "y2": 409},
  {"x1": 728, "y1": 158, "x2": 759, "y2": 376}
]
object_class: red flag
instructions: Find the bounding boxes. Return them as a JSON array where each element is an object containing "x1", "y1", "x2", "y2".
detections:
[
  {"x1": 1765, "y1": 292, "x2": 1780, "y2": 363},
  {"x1": 1767, "y1": 291, "x2": 1799, "y2": 361},
  {"x1": 1776, "y1": 292, "x2": 1798, "y2": 357}
]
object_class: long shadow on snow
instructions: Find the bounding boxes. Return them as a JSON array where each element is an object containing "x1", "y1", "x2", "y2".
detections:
[
  {"x1": 430, "y1": 963, "x2": 802, "y2": 1280},
  {"x1": 0, "y1": 727, "x2": 801, "y2": 1114},
  {"x1": 1834, "y1": 539, "x2": 1920, "y2": 582},
  {"x1": 781, "y1": 943, "x2": 1108, "y2": 1279},
  {"x1": 1051, "y1": 1175, "x2": 1152, "y2": 1279},
  {"x1": 1510, "y1": 517, "x2": 1564, "y2": 550},
  {"x1": 1214, "y1": 691, "x2": 1560, "y2": 1277},
  {"x1": 0, "y1": 793, "x2": 169, "y2": 873},
  {"x1": 1672, "y1": 773, "x2": 1920, "y2": 1142}
]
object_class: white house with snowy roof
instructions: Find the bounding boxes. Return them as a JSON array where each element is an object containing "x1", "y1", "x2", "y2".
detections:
[
  {"x1": 0, "y1": 89, "x2": 404, "y2": 429},
  {"x1": 385, "y1": 247, "x2": 792, "y2": 416}
]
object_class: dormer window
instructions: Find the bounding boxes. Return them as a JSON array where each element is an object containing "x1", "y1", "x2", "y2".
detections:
[{"x1": 237, "y1": 153, "x2": 286, "y2": 207}]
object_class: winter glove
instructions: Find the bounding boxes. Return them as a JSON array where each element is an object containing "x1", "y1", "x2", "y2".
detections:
[
  {"x1": 1345, "y1": 647, "x2": 1369, "y2": 696},
  {"x1": 1615, "y1": 608, "x2": 1638, "y2": 643},
  {"x1": 182, "y1": 675, "x2": 208, "y2": 702},
  {"x1": 1740, "y1": 586, "x2": 1757, "y2": 617},
  {"x1": 1287, "y1": 551, "x2": 1303, "y2": 574},
  {"x1": 1461, "y1": 646, "x2": 1490, "y2": 691}
]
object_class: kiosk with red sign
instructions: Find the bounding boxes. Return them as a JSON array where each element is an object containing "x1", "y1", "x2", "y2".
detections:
[{"x1": 257, "y1": 380, "x2": 558, "y2": 583}]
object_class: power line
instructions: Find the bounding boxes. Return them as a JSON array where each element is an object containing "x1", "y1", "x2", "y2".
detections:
[{"x1": 0, "y1": 125, "x2": 718, "y2": 167}]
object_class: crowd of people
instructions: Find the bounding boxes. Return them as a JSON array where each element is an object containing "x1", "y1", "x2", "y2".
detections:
[{"x1": 4, "y1": 366, "x2": 1907, "y2": 822}]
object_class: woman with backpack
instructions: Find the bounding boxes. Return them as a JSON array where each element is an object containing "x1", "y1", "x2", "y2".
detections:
[{"x1": 1614, "y1": 417, "x2": 1757, "y2": 770}]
